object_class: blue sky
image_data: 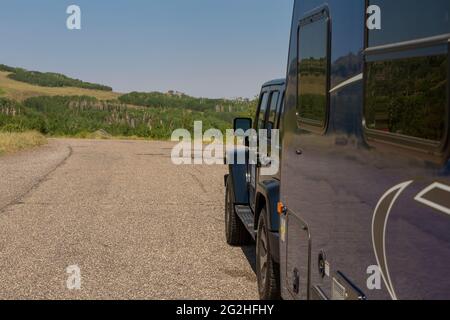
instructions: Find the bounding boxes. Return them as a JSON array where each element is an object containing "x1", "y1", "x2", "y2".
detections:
[{"x1": 0, "y1": 0, "x2": 293, "y2": 98}]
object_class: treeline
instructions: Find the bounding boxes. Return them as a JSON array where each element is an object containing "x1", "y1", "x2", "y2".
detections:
[
  {"x1": 0, "y1": 98, "x2": 48, "y2": 133},
  {"x1": 119, "y1": 91, "x2": 251, "y2": 113},
  {"x1": 299, "y1": 58, "x2": 327, "y2": 76},
  {"x1": 0, "y1": 64, "x2": 113, "y2": 92},
  {"x1": 0, "y1": 96, "x2": 245, "y2": 139}
]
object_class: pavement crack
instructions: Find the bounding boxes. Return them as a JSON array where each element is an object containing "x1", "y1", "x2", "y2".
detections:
[
  {"x1": 0, "y1": 145, "x2": 73, "y2": 214},
  {"x1": 189, "y1": 173, "x2": 208, "y2": 194}
]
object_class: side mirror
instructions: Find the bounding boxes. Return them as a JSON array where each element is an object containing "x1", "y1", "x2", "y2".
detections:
[{"x1": 233, "y1": 118, "x2": 252, "y2": 132}]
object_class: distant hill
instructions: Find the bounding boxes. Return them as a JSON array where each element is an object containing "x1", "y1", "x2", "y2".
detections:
[
  {"x1": 0, "y1": 64, "x2": 113, "y2": 91},
  {"x1": 0, "y1": 64, "x2": 255, "y2": 139},
  {"x1": 331, "y1": 52, "x2": 363, "y2": 84},
  {"x1": 0, "y1": 70, "x2": 120, "y2": 101}
]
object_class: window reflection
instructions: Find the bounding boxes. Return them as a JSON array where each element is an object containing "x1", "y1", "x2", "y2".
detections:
[
  {"x1": 257, "y1": 92, "x2": 269, "y2": 130},
  {"x1": 297, "y1": 17, "x2": 328, "y2": 128},
  {"x1": 365, "y1": 54, "x2": 447, "y2": 142},
  {"x1": 268, "y1": 91, "x2": 279, "y2": 131}
]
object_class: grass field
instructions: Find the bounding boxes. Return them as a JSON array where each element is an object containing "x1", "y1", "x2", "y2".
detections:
[
  {"x1": 0, "y1": 131, "x2": 47, "y2": 155},
  {"x1": 0, "y1": 71, "x2": 120, "y2": 101}
]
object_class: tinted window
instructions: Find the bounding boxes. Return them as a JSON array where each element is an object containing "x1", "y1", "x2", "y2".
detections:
[
  {"x1": 276, "y1": 93, "x2": 285, "y2": 129},
  {"x1": 297, "y1": 16, "x2": 328, "y2": 129},
  {"x1": 365, "y1": 53, "x2": 448, "y2": 142},
  {"x1": 257, "y1": 92, "x2": 269, "y2": 130},
  {"x1": 267, "y1": 91, "x2": 280, "y2": 131},
  {"x1": 368, "y1": 0, "x2": 450, "y2": 47}
]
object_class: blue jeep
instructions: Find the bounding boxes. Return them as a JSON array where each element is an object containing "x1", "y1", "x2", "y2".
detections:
[{"x1": 225, "y1": 79, "x2": 285, "y2": 300}]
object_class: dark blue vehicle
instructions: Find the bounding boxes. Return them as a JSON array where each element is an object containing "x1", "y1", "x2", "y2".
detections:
[
  {"x1": 225, "y1": 79, "x2": 285, "y2": 299},
  {"x1": 276, "y1": 0, "x2": 450, "y2": 300}
]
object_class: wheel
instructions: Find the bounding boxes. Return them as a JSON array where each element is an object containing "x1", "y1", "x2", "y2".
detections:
[
  {"x1": 225, "y1": 176, "x2": 251, "y2": 246},
  {"x1": 256, "y1": 209, "x2": 281, "y2": 300}
]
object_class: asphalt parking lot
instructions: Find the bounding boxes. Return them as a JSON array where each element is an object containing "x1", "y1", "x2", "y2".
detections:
[{"x1": 0, "y1": 139, "x2": 258, "y2": 299}]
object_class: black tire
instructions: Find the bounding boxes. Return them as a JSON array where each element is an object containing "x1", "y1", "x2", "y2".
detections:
[
  {"x1": 256, "y1": 210, "x2": 281, "y2": 300},
  {"x1": 225, "y1": 177, "x2": 251, "y2": 246}
]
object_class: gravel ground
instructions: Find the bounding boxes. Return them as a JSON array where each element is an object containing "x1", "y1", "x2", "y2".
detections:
[{"x1": 0, "y1": 138, "x2": 257, "y2": 300}]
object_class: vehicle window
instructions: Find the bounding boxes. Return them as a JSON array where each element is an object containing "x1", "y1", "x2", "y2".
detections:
[
  {"x1": 365, "y1": 1, "x2": 449, "y2": 147},
  {"x1": 368, "y1": 0, "x2": 450, "y2": 47},
  {"x1": 276, "y1": 93, "x2": 285, "y2": 129},
  {"x1": 365, "y1": 52, "x2": 448, "y2": 143},
  {"x1": 256, "y1": 92, "x2": 269, "y2": 130},
  {"x1": 297, "y1": 14, "x2": 329, "y2": 130},
  {"x1": 267, "y1": 91, "x2": 280, "y2": 132}
]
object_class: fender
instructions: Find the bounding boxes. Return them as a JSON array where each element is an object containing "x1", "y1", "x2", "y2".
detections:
[
  {"x1": 226, "y1": 164, "x2": 249, "y2": 204},
  {"x1": 256, "y1": 179, "x2": 280, "y2": 232},
  {"x1": 225, "y1": 147, "x2": 250, "y2": 205}
]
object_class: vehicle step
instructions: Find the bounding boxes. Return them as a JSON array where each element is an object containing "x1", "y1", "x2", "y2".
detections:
[{"x1": 235, "y1": 205, "x2": 256, "y2": 240}]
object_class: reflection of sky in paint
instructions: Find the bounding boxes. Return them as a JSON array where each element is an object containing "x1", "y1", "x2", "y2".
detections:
[
  {"x1": 369, "y1": 0, "x2": 450, "y2": 46},
  {"x1": 0, "y1": 0, "x2": 293, "y2": 98}
]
